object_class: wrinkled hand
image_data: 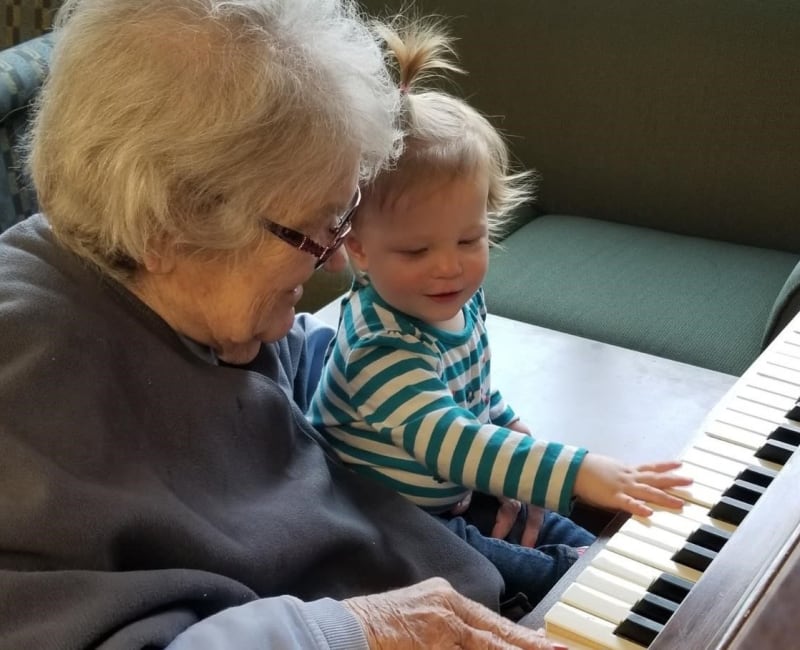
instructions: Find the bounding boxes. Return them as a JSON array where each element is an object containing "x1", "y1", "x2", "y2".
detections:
[
  {"x1": 344, "y1": 577, "x2": 567, "y2": 649},
  {"x1": 573, "y1": 453, "x2": 692, "y2": 516}
]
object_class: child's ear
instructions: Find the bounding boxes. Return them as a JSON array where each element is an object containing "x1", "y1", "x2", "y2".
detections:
[{"x1": 345, "y1": 232, "x2": 369, "y2": 272}]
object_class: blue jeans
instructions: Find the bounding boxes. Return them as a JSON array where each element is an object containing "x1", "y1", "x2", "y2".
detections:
[{"x1": 436, "y1": 494, "x2": 595, "y2": 611}]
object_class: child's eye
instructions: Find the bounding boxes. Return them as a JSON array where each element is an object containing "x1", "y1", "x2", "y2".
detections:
[{"x1": 398, "y1": 248, "x2": 426, "y2": 256}]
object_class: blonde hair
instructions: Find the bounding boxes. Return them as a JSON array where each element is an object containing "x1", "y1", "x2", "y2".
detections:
[
  {"x1": 365, "y1": 16, "x2": 534, "y2": 243},
  {"x1": 26, "y1": 0, "x2": 400, "y2": 281}
]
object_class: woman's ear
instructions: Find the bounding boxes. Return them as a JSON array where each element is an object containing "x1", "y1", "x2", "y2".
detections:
[
  {"x1": 344, "y1": 231, "x2": 369, "y2": 273},
  {"x1": 141, "y1": 240, "x2": 177, "y2": 274}
]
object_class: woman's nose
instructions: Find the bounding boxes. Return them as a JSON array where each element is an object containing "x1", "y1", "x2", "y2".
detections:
[{"x1": 320, "y1": 245, "x2": 349, "y2": 274}]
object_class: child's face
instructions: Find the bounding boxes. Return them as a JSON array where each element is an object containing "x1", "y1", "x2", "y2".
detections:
[{"x1": 346, "y1": 171, "x2": 489, "y2": 327}]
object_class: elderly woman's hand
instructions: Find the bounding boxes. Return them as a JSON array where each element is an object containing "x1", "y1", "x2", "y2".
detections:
[{"x1": 343, "y1": 577, "x2": 566, "y2": 649}]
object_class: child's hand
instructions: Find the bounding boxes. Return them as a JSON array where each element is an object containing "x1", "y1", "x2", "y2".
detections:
[
  {"x1": 573, "y1": 454, "x2": 692, "y2": 516},
  {"x1": 507, "y1": 419, "x2": 532, "y2": 436}
]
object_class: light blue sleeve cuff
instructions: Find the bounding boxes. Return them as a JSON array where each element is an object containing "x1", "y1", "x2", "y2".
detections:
[
  {"x1": 301, "y1": 597, "x2": 370, "y2": 650},
  {"x1": 165, "y1": 595, "x2": 368, "y2": 650}
]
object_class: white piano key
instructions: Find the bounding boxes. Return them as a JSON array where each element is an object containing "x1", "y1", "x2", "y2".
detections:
[
  {"x1": 705, "y1": 420, "x2": 768, "y2": 450},
  {"x1": 606, "y1": 533, "x2": 703, "y2": 582},
  {"x1": 678, "y1": 460, "x2": 733, "y2": 491},
  {"x1": 758, "y1": 362, "x2": 800, "y2": 387},
  {"x1": 719, "y1": 399, "x2": 784, "y2": 426},
  {"x1": 733, "y1": 385, "x2": 796, "y2": 411},
  {"x1": 618, "y1": 518, "x2": 688, "y2": 553},
  {"x1": 545, "y1": 602, "x2": 645, "y2": 650},
  {"x1": 667, "y1": 479, "x2": 722, "y2": 509},
  {"x1": 576, "y1": 566, "x2": 648, "y2": 607},
  {"x1": 562, "y1": 582, "x2": 632, "y2": 625},
  {"x1": 766, "y1": 336, "x2": 800, "y2": 358},
  {"x1": 545, "y1": 631, "x2": 597, "y2": 650},
  {"x1": 770, "y1": 330, "x2": 800, "y2": 346},
  {"x1": 590, "y1": 549, "x2": 667, "y2": 589},
  {"x1": 744, "y1": 374, "x2": 798, "y2": 400},
  {"x1": 644, "y1": 504, "x2": 736, "y2": 535},
  {"x1": 692, "y1": 434, "x2": 782, "y2": 470},
  {"x1": 634, "y1": 510, "x2": 697, "y2": 538},
  {"x1": 712, "y1": 411, "x2": 775, "y2": 436},
  {"x1": 772, "y1": 346, "x2": 800, "y2": 365},
  {"x1": 680, "y1": 446, "x2": 748, "y2": 478}
]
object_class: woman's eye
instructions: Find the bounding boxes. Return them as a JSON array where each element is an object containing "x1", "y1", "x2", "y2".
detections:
[{"x1": 459, "y1": 238, "x2": 480, "y2": 246}]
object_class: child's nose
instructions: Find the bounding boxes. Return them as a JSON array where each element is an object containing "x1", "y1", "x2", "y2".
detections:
[{"x1": 433, "y1": 249, "x2": 462, "y2": 276}]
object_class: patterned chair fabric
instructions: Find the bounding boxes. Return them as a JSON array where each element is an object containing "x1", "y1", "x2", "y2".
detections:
[
  {"x1": 0, "y1": 33, "x2": 53, "y2": 232},
  {"x1": 1, "y1": 0, "x2": 59, "y2": 50}
]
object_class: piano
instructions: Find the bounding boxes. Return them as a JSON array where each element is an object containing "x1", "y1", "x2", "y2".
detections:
[{"x1": 521, "y1": 311, "x2": 800, "y2": 649}]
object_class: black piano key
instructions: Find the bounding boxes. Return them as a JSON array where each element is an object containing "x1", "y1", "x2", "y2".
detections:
[
  {"x1": 785, "y1": 403, "x2": 800, "y2": 422},
  {"x1": 708, "y1": 495, "x2": 753, "y2": 525},
  {"x1": 615, "y1": 612, "x2": 663, "y2": 646},
  {"x1": 686, "y1": 523, "x2": 732, "y2": 553},
  {"x1": 737, "y1": 464, "x2": 777, "y2": 488},
  {"x1": 754, "y1": 438, "x2": 796, "y2": 465},
  {"x1": 672, "y1": 541, "x2": 717, "y2": 572},
  {"x1": 723, "y1": 478, "x2": 767, "y2": 505},
  {"x1": 769, "y1": 425, "x2": 800, "y2": 447},
  {"x1": 648, "y1": 573, "x2": 693, "y2": 604},
  {"x1": 630, "y1": 592, "x2": 679, "y2": 625}
]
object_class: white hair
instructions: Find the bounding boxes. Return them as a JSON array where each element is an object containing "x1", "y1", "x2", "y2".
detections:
[{"x1": 28, "y1": 0, "x2": 401, "y2": 280}]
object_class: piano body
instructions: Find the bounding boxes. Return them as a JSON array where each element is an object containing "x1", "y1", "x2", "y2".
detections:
[{"x1": 521, "y1": 312, "x2": 800, "y2": 649}]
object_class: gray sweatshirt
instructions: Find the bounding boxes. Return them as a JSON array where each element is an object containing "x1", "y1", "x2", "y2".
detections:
[{"x1": 0, "y1": 215, "x2": 503, "y2": 650}]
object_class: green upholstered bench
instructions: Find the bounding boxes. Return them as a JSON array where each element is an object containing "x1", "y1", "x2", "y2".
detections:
[{"x1": 484, "y1": 215, "x2": 799, "y2": 376}]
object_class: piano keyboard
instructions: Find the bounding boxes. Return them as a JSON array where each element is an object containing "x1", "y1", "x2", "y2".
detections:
[{"x1": 541, "y1": 315, "x2": 800, "y2": 650}]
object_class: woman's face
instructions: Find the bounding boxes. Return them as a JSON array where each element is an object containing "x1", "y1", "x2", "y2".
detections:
[{"x1": 133, "y1": 175, "x2": 355, "y2": 365}]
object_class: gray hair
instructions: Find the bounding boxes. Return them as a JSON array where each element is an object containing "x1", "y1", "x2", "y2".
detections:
[{"x1": 27, "y1": 0, "x2": 401, "y2": 280}]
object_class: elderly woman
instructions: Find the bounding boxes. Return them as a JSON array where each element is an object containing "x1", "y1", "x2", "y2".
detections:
[{"x1": 0, "y1": 0, "x2": 562, "y2": 649}]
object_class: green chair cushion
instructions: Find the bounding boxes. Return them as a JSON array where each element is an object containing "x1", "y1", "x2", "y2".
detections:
[{"x1": 484, "y1": 215, "x2": 800, "y2": 376}]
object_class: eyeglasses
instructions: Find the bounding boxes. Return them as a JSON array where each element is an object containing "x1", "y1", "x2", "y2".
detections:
[{"x1": 261, "y1": 186, "x2": 361, "y2": 269}]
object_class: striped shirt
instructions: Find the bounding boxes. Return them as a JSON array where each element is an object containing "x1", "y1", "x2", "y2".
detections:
[{"x1": 309, "y1": 279, "x2": 586, "y2": 514}]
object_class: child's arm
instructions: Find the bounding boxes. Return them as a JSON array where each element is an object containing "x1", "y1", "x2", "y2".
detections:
[
  {"x1": 346, "y1": 338, "x2": 691, "y2": 516},
  {"x1": 345, "y1": 338, "x2": 583, "y2": 513}
]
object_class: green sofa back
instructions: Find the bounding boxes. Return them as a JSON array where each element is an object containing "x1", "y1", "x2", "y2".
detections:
[{"x1": 359, "y1": 0, "x2": 800, "y2": 253}]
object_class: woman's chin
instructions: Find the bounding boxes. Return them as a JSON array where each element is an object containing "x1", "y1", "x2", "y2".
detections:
[
  {"x1": 261, "y1": 307, "x2": 297, "y2": 343},
  {"x1": 216, "y1": 340, "x2": 263, "y2": 365}
]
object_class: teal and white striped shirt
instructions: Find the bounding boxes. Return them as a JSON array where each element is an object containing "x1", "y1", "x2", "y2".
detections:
[{"x1": 309, "y1": 280, "x2": 586, "y2": 514}]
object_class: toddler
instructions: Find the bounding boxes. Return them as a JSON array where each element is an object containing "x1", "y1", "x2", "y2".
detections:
[{"x1": 309, "y1": 17, "x2": 689, "y2": 614}]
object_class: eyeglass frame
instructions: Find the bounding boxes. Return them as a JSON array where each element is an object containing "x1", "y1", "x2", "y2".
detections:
[{"x1": 260, "y1": 186, "x2": 361, "y2": 269}]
